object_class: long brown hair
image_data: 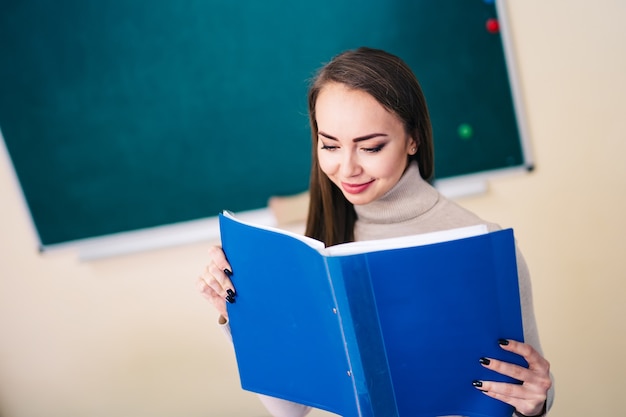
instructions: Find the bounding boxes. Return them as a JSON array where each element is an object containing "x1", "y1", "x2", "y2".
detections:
[{"x1": 305, "y1": 47, "x2": 434, "y2": 246}]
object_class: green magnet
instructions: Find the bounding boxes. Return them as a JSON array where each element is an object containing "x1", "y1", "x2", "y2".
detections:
[{"x1": 458, "y1": 123, "x2": 473, "y2": 139}]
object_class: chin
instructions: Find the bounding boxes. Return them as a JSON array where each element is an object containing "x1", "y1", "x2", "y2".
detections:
[{"x1": 343, "y1": 194, "x2": 376, "y2": 206}]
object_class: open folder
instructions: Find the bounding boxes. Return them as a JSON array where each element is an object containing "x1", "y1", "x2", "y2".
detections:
[{"x1": 219, "y1": 211, "x2": 526, "y2": 417}]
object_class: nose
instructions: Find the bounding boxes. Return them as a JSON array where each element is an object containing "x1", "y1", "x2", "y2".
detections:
[{"x1": 339, "y1": 150, "x2": 362, "y2": 178}]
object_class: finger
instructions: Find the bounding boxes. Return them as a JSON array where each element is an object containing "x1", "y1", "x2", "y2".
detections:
[
  {"x1": 201, "y1": 264, "x2": 235, "y2": 304},
  {"x1": 206, "y1": 246, "x2": 236, "y2": 296},
  {"x1": 473, "y1": 376, "x2": 524, "y2": 401},
  {"x1": 475, "y1": 380, "x2": 546, "y2": 416},
  {"x1": 197, "y1": 277, "x2": 229, "y2": 318},
  {"x1": 479, "y1": 355, "x2": 528, "y2": 384},
  {"x1": 498, "y1": 339, "x2": 550, "y2": 374},
  {"x1": 207, "y1": 245, "x2": 233, "y2": 277},
  {"x1": 206, "y1": 263, "x2": 236, "y2": 300}
]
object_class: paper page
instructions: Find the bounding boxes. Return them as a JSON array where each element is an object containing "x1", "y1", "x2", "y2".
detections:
[
  {"x1": 222, "y1": 210, "x2": 325, "y2": 251},
  {"x1": 323, "y1": 224, "x2": 489, "y2": 256}
]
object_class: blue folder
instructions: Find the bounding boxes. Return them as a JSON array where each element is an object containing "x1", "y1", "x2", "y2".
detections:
[{"x1": 220, "y1": 212, "x2": 525, "y2": 417}]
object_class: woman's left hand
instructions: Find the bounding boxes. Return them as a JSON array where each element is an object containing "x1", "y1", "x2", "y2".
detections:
[{"x1": 475, "y1": 339, "x2": 552, "y2": 416}]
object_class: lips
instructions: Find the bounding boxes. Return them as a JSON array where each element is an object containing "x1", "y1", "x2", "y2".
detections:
[{"x1": 341, "y1": 179, "x2": 375, "y2": 194}]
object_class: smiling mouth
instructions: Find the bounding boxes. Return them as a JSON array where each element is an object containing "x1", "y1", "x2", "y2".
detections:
[{"x1": 341, "y1": 179, "x2": 375, "y2": 194}]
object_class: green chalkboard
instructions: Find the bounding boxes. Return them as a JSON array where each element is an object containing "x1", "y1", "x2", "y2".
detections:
[{"x1": 0, "y1": 0, "x2": 528, "y2": 247}]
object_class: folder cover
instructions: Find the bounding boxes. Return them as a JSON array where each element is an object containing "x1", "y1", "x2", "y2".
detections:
[{"x1": 219, "y1": 212, "x2": 526, "y2": 417}]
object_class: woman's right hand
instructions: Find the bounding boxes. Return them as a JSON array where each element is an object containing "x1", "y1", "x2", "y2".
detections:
[{"x1": 197, "y1": 245, "x2": 236, "y2": 320}]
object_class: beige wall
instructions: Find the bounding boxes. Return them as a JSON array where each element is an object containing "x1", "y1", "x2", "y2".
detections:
[{"x1": 1, "y1": 1, "x2": 625, "y2": 416}]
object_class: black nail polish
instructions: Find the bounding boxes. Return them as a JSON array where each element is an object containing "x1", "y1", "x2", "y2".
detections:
[
  {"x1": 225, "y1": 294, "x2": 235, "y2": 304},
  {"x1": 479, "y1": 357, "x2": 491, "y2": 366},
  {"x1": 498, "y1": 338, "x2": 510, "y2": 346},
  {"x1": 224, "y1": 268, "x2": 233, "y2": 277},
  {"x1": 226, "y1": 289, "x2": 236, "y2": 298},
  {"x1": 472, "y1": 380, "x2": 483, "y2": 388}
]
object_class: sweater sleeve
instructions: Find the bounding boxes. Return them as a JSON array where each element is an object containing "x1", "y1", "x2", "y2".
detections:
[
  {"x1": 515, "y1": 248, "x2": 555, "y2": 414},
  {"x1": 217, "y1": 316, "x2": 313, "y2": 417}
]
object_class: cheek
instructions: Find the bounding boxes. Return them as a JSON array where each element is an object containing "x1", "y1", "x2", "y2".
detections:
[
  {"x1": 317, "y1": 153, "x2": 336, "y2": 176},
  {"x1": 370, "y1": 153, "x2": 408, "y2": 179}
]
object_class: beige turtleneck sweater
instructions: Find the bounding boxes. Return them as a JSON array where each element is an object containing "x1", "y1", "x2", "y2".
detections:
[{"x1": 222, "y1": 161, "x2": 554, "y2": 417}]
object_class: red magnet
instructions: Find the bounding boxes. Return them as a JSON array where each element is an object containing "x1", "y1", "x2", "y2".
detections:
[{"x1": 486, "y1": 18, "x2": 500, "y2": 34}]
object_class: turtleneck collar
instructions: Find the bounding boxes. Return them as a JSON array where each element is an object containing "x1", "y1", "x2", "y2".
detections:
[{"x1": 353, "y1": 161, "x2": 440, "y2": 226}]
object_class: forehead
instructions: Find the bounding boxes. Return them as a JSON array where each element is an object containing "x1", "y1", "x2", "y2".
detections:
[{"x1": 315, "y1": 83, "x2": 402, "y2": 136}]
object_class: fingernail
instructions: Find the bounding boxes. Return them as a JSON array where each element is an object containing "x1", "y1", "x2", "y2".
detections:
[
  {"x1": 479, "y1": 357, "x2": 491, "y2": 366},
  {"x1": 226, "y1": 289, "x2": 236, "y2": 298},
  {"x1": 472, "y1": 380, "x2": 483, "y2": 388},
  {"x1": 498, "y1": 338, "x2": 510, "y2": 346},
  {"x1": 224, "y1": 268, "x2": 233, "y2": 277},
  {"x1": 225, "y1": 294, "x2": 235, "y2": 304}
]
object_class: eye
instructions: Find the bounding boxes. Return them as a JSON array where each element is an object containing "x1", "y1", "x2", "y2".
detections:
[
  {"x1": 320, "y1": 144, "x2": 338, "y2": 151},
  {"x1": 362, "y1": 144, "x2": 385, "y2": 153}
]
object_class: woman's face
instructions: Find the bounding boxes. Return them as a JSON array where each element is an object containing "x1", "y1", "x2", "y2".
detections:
[{"x1": 315, "y1": 82, "x2": 417, "y2": 206}]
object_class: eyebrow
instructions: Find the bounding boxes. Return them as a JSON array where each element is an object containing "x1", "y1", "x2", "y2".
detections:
[{"x1": 318, "y1": 131, "x2": 389, "y2": 143}]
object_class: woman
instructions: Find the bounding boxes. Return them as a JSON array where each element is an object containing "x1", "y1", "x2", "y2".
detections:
[{"x1": 198, "y1": 47, "x2": 554, "y2": 417}]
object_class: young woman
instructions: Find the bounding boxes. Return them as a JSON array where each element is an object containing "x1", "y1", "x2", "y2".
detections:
[{"x1": 198, "y1": 47, "x2": 554, "y2": 417}]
